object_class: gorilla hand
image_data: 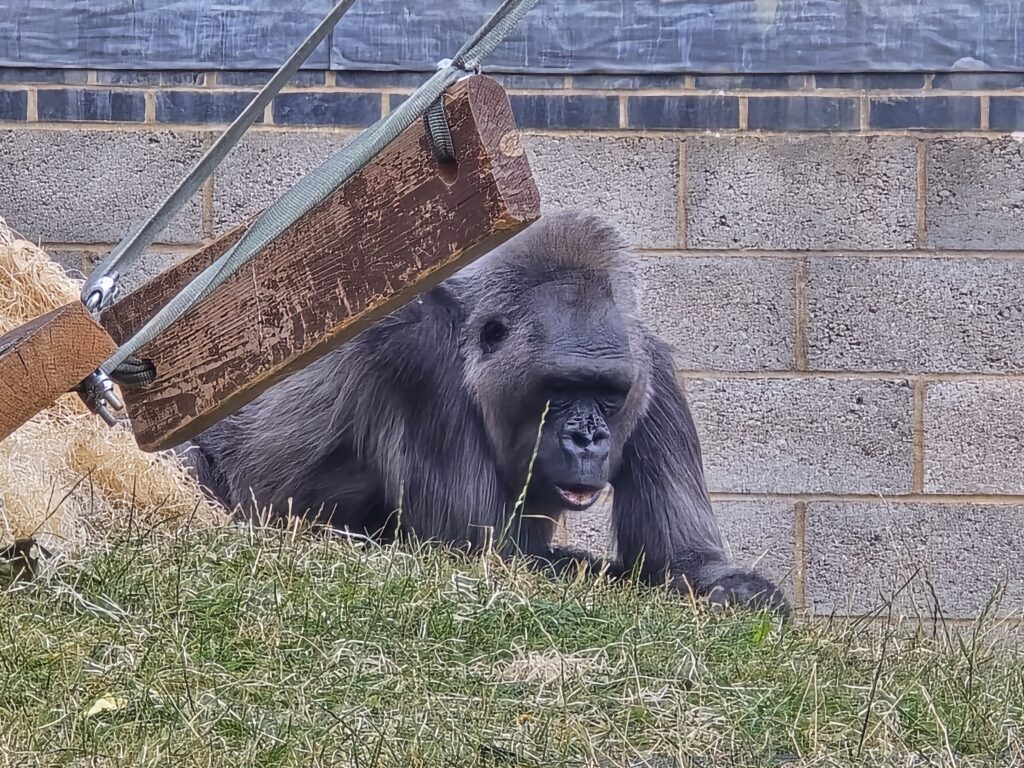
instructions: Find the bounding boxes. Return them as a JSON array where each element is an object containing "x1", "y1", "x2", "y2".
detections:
[{"x1": 683, "y1": 562, "x2": 791, "y2": 616}]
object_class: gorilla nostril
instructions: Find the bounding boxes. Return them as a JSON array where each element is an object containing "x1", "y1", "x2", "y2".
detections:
[{"x1": 570, "y1": 430, "x2": 591, "y2": 448}]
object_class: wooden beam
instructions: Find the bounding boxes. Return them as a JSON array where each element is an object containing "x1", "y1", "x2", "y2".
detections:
[
  {"x1": 0, "y1": 302, "x2": 118, "y2": 442},
  {"x1": 101, "y1": 74, "x2": 540, "y2": 452}
]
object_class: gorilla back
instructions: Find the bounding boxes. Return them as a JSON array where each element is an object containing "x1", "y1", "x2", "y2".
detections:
[{"x1": 187, "y1": 210, "x2": 788, "y2": 613}]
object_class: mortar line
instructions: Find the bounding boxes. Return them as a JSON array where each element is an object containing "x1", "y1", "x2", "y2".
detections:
[
  {"x1": 794, "y1": 258, "x2": 808, "y2": 370},
  {"x1": 912, "y1": 381, "x2": 927, "y2": 493},
  {"x1": 916, "y1": 140, "x2": 929, "y2": 246},
  {"x1": 42, "y1": 241, "x2": 201, "y2": 255},
  {"x1": 708, "y1": 491, "x2": 1024, "y2": 504},
  {"x1": 3, "y1": 119, "x2": 1019, "y2": 139},
  {"x1": 981, "y1": 95, "x2": 991, "y2": 130},
  {"x1": 634, "y1": 248, "x2": 1024, "y2": 261},
  {"x1": 738, "y1": 95, "x2": 749, "y2": 130},
  {"x1": 859, "y1": 92, "x2": 869, "y2": 131},
  {"x1": 618, "y1": 94, "x2": 628, "y2": 129},
  {"x1": 793, "y1": 501, "x2": 808, "y2": 611},
  {"x1": 25, "y1": 89, "x2": 38, "y2": 122},
  {"x1": 43, "y1": 240, "x2": 1024, "y2": 260},
  {"x1": 201, "y1": 132, "x2": 215, "y2": 241},
  {"x1": 679, "y1": 369, "x2": 1024, "y2": 382},
  {"x1": 144, "y1": 91, "x2": 156, "y2": 122},
  {"x1": 10, "y1": 82, "x2": 1024, "y2": 98},
  {"x1": 86, "y1": 70, "x2": 97, "y2": 85},
  {"x1": 676, "y1": 141, "x2": 687, "y2": 249},
  {"x1": 810, "y1": 613, "x2": 1024, "y2": 629}
]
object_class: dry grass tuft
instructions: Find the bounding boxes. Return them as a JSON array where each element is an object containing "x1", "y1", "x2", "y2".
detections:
[{"x1": 0, "y1": 215, "x2": 227, "y2": 555}]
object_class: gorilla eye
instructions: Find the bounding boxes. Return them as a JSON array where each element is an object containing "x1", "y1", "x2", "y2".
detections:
[
  {"x1": 480, "y1": 319, "x2": 508, "y2": 353},
  {"x1": 597, "y1": 391, "x2": 628, "y2": 416}
]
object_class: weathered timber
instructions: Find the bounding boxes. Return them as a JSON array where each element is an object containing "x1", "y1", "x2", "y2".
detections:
[
  {"x1": 101, "y1": 73, "x2": 540, "y2": 452},
  {"x1": 0, "y1": 302, "x2": 118, "y2": 442}
]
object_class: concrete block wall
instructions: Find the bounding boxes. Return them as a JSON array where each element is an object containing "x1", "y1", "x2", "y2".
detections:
[{"x1": 2, "y1": 67, "x2": 1023, "y2": 621}]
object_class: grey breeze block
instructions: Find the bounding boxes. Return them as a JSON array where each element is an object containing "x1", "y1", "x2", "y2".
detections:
[
  {"x1": 806, "y1": 501, "x2": 1024, "y2": 618},
  {"x1": 0, "y1": 129, "x2": 206, "y2": 244},
  {"x1": 522, "y1": 134, "x2": 679, "y2": 250},
  {"x1": 806, "y1": 255, "x2": 1024, "y2": 374},
  {"x1": 686, "y1": 377, "x2": 914, "y2": 495},
  {"x1": 635, "y1": 254, "x2": 797, "y2": 372},
  {"x1": 924, "y1": 380, "x2": 1024, "y2": 495},
  {"x1": 928, "y1": 138, "x2": 1024, "y2": 251},
  {"x1": 686, "y1": 135, "x2": 918, "y2": 250}
]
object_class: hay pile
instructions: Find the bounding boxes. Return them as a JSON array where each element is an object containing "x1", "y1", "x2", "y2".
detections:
[{"x1": 0, "y1": 216, "x2": 227, "y2": 556}]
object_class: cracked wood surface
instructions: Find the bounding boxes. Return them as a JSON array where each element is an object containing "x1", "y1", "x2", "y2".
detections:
[
  {"x1": 100, "y1": 74, "x2": 541, "y2": 452},
  {"x1": 0, "y1": 302, "x2": 118, "y2": 442}
]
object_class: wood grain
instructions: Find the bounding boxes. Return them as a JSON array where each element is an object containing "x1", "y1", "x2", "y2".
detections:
[
  {"x1": 101, "y1": 74, "x2": 541, "y2": 452},
  {"x1": 0, "y1": 302, "x2": 118, "y2": 442}
]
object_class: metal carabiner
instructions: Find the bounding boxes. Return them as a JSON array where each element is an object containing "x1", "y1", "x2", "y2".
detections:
[
  {"x1": 76, "y1": 369, "x2": 125, "y2": 427},
  {"x1": 83, "y1": 272, "x2": 121, "y2": 313}
]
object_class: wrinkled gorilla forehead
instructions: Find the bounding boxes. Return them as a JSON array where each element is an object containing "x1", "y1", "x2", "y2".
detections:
[
  {"x1": 466, "y1": 268, "x2": 637, "y2": 400},
  {"x1": 528, "y1": 279, "x2": 634, "y2": 383}
]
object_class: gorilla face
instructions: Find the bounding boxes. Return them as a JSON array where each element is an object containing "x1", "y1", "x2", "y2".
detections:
[{"x1": 462, "y1": 265, "x2": 639, "y2": 513}]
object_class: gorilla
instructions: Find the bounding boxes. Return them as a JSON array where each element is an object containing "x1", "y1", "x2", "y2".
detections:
[{"x1": 186, "y1": 210, "x2": 788, "y2": 614}]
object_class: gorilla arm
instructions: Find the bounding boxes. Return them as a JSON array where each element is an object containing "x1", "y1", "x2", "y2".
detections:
[{"x1": 610, "y1": 340, "x2": 789, "y2": 613}]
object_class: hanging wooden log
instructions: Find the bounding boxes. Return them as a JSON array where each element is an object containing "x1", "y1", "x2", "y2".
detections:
[
  {"x1": 100, "y1": 73, "x2": 540, "y2": 452},
  {"x1": 0, "y1": 302, "x2": 118, "y2": 442}
]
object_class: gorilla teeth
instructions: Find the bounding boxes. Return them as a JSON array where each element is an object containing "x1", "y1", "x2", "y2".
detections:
[{"x1": 557, "y1": 487, "x2": 601, "y2": 508}]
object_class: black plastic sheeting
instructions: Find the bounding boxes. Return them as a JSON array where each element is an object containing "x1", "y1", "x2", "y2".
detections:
[{"x1": 2, "y1": 0, "x2": 1024, "y2": 73}]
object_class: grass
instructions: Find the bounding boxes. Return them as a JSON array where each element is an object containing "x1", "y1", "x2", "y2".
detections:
[{"x1": 0, "y1": 525, "x2": 1022, "y2": 768}]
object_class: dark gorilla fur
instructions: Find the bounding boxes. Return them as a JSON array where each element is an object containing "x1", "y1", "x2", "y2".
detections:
[{"x1": 185, "y1": 210, "x2": 788, "y2": 614}]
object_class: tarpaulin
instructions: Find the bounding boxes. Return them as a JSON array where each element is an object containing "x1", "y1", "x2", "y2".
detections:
[{"x1": 2, "y1": 0, "x2": 1022, "y2": 73}]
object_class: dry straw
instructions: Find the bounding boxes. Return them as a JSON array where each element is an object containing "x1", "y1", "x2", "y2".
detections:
[{"x1": 0, "y1": 216, "x2": 227, "y2": 555}]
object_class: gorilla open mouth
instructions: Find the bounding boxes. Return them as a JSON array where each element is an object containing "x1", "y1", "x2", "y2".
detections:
[{"x1": 555, "y1": 485, "x2": 605, "y2": 511}]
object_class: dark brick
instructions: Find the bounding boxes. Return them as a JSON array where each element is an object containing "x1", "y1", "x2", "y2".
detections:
[
  {"x1": 0, "y1": 90, "x2": 27, "y2": 120},
  {"x1": 389, "y1": 94, "x2": 409, "y2": 111},
  {"x1": 695, "y1": 74, "x2": 806, "y2": 90},
  {"x1": 990, "y1": 97, "x2": 1024, "y2": 130},
  {"x1": 933, "y1": 72, "x2": 1024, "y2": 90},
  {"x1": 870, "y1": 96, "x2": 980, "y2": 130},
  {"x1": 627, "y1": 95, "x2": 739, "y2": 130},
  {"x1": 0, "y1": 67, "x2": 88, "y2": 84},
  {"x1": 37, "y1": 88, "x2": 145, "y2": 122},
  {"x1": 97, "y1": 70, "x2": 206, "y2": 86},
  {"x1": 490, "y1": 73, "x2": 567, "y2": 90},
  {"x1": 156, "y1": 91, "x2": 261, "y2": 124},
  {"x1": 272, "y1": 91, "x2": 380, "y2": 127},
  {"x1": 572, "y1": 73, "x2": 683, "y2": 90},
  {"x1": 219, "y1": 69, "x2": 325, "y2": 87},
  {"x1": 815, "y1": 73, "x2": 926, "y2": 90},
  {"x1": 333, "y1": 70, "x2": 429, "y2": 88},
  {"x1": 748, "y1": 96, "x2": 859, "y2": 131},
  {"x1": 509, "y1": 94, "x2": 618, "y2": 129}
]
